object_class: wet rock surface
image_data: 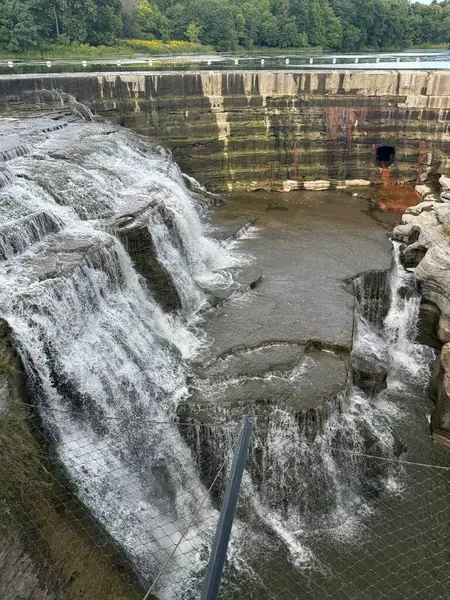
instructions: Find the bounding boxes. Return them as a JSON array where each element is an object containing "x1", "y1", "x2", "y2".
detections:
[
  {"x1": 3, "y1": 71, "x2": 450, "y2": 191},
  {"x1": 394, "y1": 201, "x2": 450, "y2": 342},
  {"x1": 186, "y1": 190, "x2": 397, "y2": 423},
  {"x1": 116, "y1": 207, "x2": 182, "y2": 312},
  {"x1": 393, "y1": 199, "x2": 450, "y2": 444},
  {"x1": 352, "y1": 351, "x2": 388, "y2": 396}
]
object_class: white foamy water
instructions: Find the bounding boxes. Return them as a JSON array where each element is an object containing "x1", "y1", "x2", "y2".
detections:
[
  {"x1": 0, "y1": 113, "x2": 438, "y2": 598},
  {"x1": 0, "y1": 116, "x2": 242, "y2": 597},
  {"x1": 211, "y1": 239, "x2": 434, "y2": 582}
]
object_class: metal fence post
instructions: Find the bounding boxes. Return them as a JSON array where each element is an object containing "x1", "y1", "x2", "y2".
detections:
[{"x1": 200, "y1": 416, "x2": 254, "y2": 600}]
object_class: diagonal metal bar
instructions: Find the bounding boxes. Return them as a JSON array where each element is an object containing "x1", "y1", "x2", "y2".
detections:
[{"x1": 200, "y1": 415, "x2": 254, "y2": 600}]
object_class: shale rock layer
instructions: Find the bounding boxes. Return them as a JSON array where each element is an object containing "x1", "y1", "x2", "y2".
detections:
[{"x1": 2, "y1": 70, "x2": 450, "y2": 190}]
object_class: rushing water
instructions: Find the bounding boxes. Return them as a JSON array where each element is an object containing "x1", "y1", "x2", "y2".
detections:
[
  {"x1": 203, "y1": 238, "x2": 443, "y2": 600},
  {"x1": 0, "y1": 115, "x2": 240, "y2": 598},
  {"x1": 0, "y1": 114, "x2": 447, "y2": 599}
]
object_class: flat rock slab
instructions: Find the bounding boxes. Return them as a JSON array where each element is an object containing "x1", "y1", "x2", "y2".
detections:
[
  {"x1": 203, "y1": 191, "x2": 395, "y2": 360},
  {"x1": 189, "y1": 190, "x2": 396, "y2": 417},
  {"x1": 190, "y1": 347, "x2": 347, "y2": 417}
]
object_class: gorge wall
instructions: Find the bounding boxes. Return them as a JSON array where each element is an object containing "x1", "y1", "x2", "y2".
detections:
[{"x1": 2, "y1": 70, "x2": 450, "y2": 191}]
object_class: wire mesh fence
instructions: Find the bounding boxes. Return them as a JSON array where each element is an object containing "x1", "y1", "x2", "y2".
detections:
[{"x1": 1, "y1": 400, "x2": 450, "y2": 600}]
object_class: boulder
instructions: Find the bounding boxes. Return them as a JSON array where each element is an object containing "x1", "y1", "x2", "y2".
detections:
[
  {"x1": 343, "y1": 179, "x2": 372, "y2": 187},
  {"x1": 303, "y1": 180, "x2": 331, "y2": 191},
  {"x1": 282, "y1": 180, "x2": 299, "y2": 192},
  {"x1": 404, "y1": 201, "x2": 436, "y2": 216},
  {"x1": 439, "y1": 174, "x2": 450, "y2": 191},
  {"x1": 400, "y1": 241, "x2": 427, "y2": 269},
  {"x1": 352, "y1": 351, "x2": 388, "y2": 396},
  {"x1": 116, "y1": 213, "x2": 182, "y2": 313},
  {"x1": 415, "y1": 184, "x2": 434, "y2": 199},
  {"x1": 418, "y1": 300, "x2": 442, "y2": 349}
]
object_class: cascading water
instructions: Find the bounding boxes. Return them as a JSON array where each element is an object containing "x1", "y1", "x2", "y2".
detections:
[
  {"x1": 0, "y1": 110, "x2": 439, "y2": 599},
  {"x1": 0, "y1": 115, "x2": 240, "y2": 598},
  {"x1": 188, "y1": 238, "x2": 436, "y2": 598}
]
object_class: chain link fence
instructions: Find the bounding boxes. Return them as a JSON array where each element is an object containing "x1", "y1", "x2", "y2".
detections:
[{"x1": 1, "y1": 400, "x2": 450, "y2": 600}]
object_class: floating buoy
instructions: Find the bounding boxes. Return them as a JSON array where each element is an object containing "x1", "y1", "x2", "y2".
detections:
[
  {"x1": 234, "y1": 59, "x2": 238, "y2": 65},
  {"x1": 355, "y1": 58, "x2": 359, "y2": 63},
  {"x1": 332, "y1": 58, "x2": 336, "y2": 64},
  {"x1": 309, "y1": 58, "x2": 313, "y2": 64},
  {"x1": 148, "y1": 59, "x2": 152, "y2": 66},
  {"x1": 46, "y1": 60, "x2": 52, "y2": 67},
  {"x1": 7, "y1": 61, "x2": 13, "y2": 68},
  {"x1": 116, "y1": 60, "x2": 121, "y2": 66},
  {"x1": 285, "y1": 58, "x2": 290, "y2": 65},
  {"x1": 207, "y1": 59, "x2": 211, "y2": 65},
  {"x1": 82, "y1": 60, "x2": 87, "y2": 67},
  {"x1": 261, "y1": 59, "x2": 265, "y2": 65}
]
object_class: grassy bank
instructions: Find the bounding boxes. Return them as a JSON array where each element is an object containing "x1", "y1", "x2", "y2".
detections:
[
  {"x1": 409, "y1": 43, "x2": 449, "y2": 50},
  {"x1": 236, "y1": 46, "x2": 323, "y2": 55},
  {"x1": 0, "y1": 40, "x2": 213, "y2": 61}
]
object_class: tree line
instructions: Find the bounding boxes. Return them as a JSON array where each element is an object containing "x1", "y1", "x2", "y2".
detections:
[{"x1": 1, "y1": 0, "x2": 450, "y2": 54}]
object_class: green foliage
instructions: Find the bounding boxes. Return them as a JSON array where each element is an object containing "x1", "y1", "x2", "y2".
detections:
[
  {"x1": 1, "y1": 0, "x2": 450, "y2": 55},
  {"x1": 123, "y1": 38, "x2": 211, "y2": 52},
  {"x1": 0, "y1": 0, "x2": 41, "y2": 53},
  {"x1": 185, "y1": 22, "x2": 201, "y2": 43},
  {"x1": 135, "y1": 0, "x2": 172, "y2": 41}
]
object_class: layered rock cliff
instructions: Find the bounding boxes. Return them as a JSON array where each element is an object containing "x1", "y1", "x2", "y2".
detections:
[
  {"x1": 393, "y1": 185, "x2": 450, "y2": 448},
  {"x1": 2, "y1": 70, "x2": 450, "y2": 191}
]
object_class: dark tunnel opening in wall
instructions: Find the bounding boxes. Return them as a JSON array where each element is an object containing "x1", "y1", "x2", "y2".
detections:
[{"x1": 376, "y1": 145, "x2": 396, "y2": 166}]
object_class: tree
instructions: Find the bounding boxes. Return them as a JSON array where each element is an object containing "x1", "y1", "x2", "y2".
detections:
[
  {"x1": 279, "y1": 20, "x2": 302, "y2": 47},
  {"x1": 135, "y1": 0, "x2": 172, "y2": 40},
  {"x1": 58, "y1": 0, "x2": 96, "y2": 43},
  {"x1": 2, "y1": 0, "x2": 449, "y2": 55},
  {"x1": 0, "y1": 0, "x2": 41, "y2": 52},
  {"x1": 187, "y1": 0, "x2": 238, "y2": 51},
  {"x1": 259, "y1": 10, "x2": 279, "y2": 46},
  {"x1": 323, "y1": 2, "x2": 342, "y2": 49},
  {"x1": 166, "y1": 2, "x2": 191, "y2": 39},
  {"x1": 185, "y1": 22, "x2": 201, "y2": 42},
  {"x1": 88, "y1": 0, "x2": 123, "y2": 45}
]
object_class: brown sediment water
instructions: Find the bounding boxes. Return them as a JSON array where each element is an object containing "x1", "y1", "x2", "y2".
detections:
[
  {"x1": 381, "y1": 165, "x2": 391, "y2": 187},
  {"x1": 377, "y1": 183, "x2": 421, "y2": 212},
  {"x1": 372, "y1": 166, "x2": 421, "y2": 212}
]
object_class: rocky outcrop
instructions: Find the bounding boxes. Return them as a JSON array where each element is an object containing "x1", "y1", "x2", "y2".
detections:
[
  {"x1": 2, "y1": 71, "x2": 450, "y2": 191},
  {"x1": 394, "y1": 201, "x2": 450, "y2": 341},
  {"x1": 115, "y1": 210, "x2": 182, "y2": 312},
  {"x1": 429, "y1": 343, "x2": 450, "y2": 448},
  {"x1": 393, "y1": 199, "x2": 450, "y2": 444}
]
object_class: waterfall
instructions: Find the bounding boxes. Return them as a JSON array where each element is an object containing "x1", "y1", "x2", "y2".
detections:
[
  {"x1": 0, "y1": 211, "x2": 64, "y2": 260},
  {"x1": 0, "y1": 112, "x2": 437, "y2": 597},
  {"x1": 0, "y1": 115, "x2": 239, "y2": 598},
  {"x1": 186, "y1": 239, "x2": 435, "y2": 588}
]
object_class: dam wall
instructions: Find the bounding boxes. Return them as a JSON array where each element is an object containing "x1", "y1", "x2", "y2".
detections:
[{"x1": 2, "y1": 70, "x2": 450, "y2": 191}]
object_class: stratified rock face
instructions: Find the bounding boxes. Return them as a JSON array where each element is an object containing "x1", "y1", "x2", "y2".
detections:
[
  {"x1": 2, "y1": 70, "x2": 450, "y2": 191},
  {"x1": 393, "y1": 200, "x2": 450, "y2": 444},
  {"x1": 116, "y1": 211, "x2": 182, "y2": 312},
  {"x1": 429, "y1": 343, "x2": 450, "y2": 449}
]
